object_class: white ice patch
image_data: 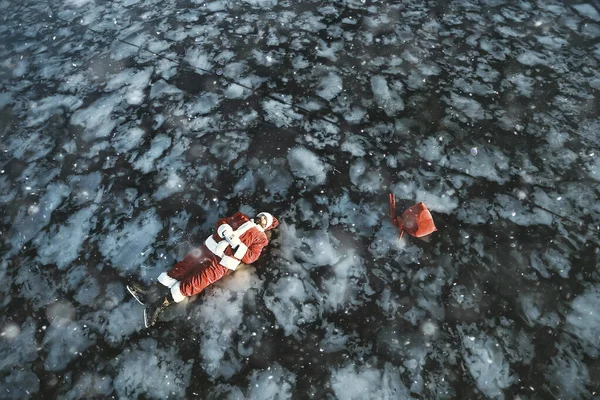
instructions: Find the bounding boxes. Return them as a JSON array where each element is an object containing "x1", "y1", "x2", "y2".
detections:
[
  {"x1": 42, "y1": 321, "x2": 94, "y2": 372},
  {"x1": 70, "y1": 93, "x2": 120, "y2": 140},
  {"x1": 417, "y1": 137, "x2": 444, "y2": 161},
  {"x1": 264, "y1": 276, "x2": 318, "y2": 337},
  {"x1": 99, "y1": 208, "x2": 163, "y2": 272},
  {"x1": 545, "y1": 342, "x2": 591, "y2": 398},
  {"x1": 149, "y1": 80, "x2": 183, "y2": 100},
  {"x1": 287, "y1": 146, "x2": 328, "y2": 185},
  {"x1": 6, "y1": 183, "x2": 71, "y2": 259},
  {"x1": 316, "y1": 72, "x2": 343, "y2": 101},
  {"x1": 262, "y1": 98, "x2": 302, "y2": 127},
  {"x1": 246, "y1": 364, "x2": 296, "y2": 399},
  {"x1": 448, "y1": 93, "x2": 485, "y2": 121},
  {"x1": 185, "y1": 92, "x2": 220, "y2": 116},
  {"x1": 0, "y1": 318, "x2": 38, "y2": 371},
  {"x1": 494, "y1": 194, "x2": 553, "y2": 226},
  {"x1": 153, "y1": 171, "x2": 185, "y2": 201},
  {"x1": 112, "y1": 125, "x2": 146, "y2": 153},
  {"x1": 83, "y1": 300, "x2": 143, "y2": 346},
  {"x1": 0, "y1": 92, "x2": 12, "y2": 109},
  {"x1": 132, "y1": 134, "x2": 172, "y2": 173},
  {"x1": 516, "y1": 51, "x2": 549, "y2": 66},
  {"x1": 241, "y1": 0, "x2": 277, "y2": 8},
  {"x1": 529, "y1": 248, "x2": 571, "y2": 278},
  {"x1": 192, "y1": 287, "x2": 245, "y2": 379},
  {"x1": 349, "y1": 160, "x2": 382, "y2": 193},
  {"x1": 58, "y1": 372, "x2": 113, "y2": 400},
  {"x1": 277, "y1": 224, "x2": 341, "y2": 268},
  {"x1": 572, "y1": 4, "x2": 600, "y2": 22},
  {"x1": 209, "y1": 131, "x2": 250, "y2": 164},
  {"x1": 321, "y1": 249, "x2": 373, "y2": 312},
  {"x1": 64, "y1": 0, "x2": 94, "y2": 6},
  {"x1": 316, "y1": 40, "x2": 343, "y2": 61},
  {"x1": 371, "y1": 75, "x2": 404, "y2": 116},
  {"x1": 458, "y1": 325, "x2": 515, "y2": 399},
  {"x1": 35, "y1": 193, "x2": 101, "y2": 270},
  {"x1": 507, "y1": 73, "x2": 534, "y2": 97},
  {"x1": 445, "y1": 147, "x2": 510, "y2": 184},
  {"x1": 113, "y1": 339, "x2": 192, "y2": 399},
  {"x1": 185, "y1": 47, "x2": 214, "y2": 72},
  {"x1": 330, "y1": 363, "x2": 413, "y2": 400},
  {"x1": 565, "y1": 285, "x2": 600, "y2": 357},
  {"x1": 25, "y1": 95, "x2": 82, "y2": 127}
]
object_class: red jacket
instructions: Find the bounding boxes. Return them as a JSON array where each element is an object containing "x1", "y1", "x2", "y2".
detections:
[{"x1": 204, "y1": 212, "x2": 271, "y2": 269}]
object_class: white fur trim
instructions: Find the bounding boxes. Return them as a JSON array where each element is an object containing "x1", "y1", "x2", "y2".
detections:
[
  {"x1": 234, "y1": 243, "x2": 248, "y2": 259},
  {"x1": 217, "y1": 224, "x2": 233, "y2": 238},
  {"x1": 257, "y1": 212, "x2": 273, "y2": 230},
  {"x1": 158, "y1": 272, "x2": 178, "y2": 288},
  {"x1": 229, "y1": 236, "x2": 241, "y2": 247},
  {"x1": 219, "y1": 255, "x2": 240, "y2": 270},
  {"x1": 205, "y1": 235, "x2": 228, "y2": 257},
  {"x1": 234, "y1": 221, "x2": 257, "y2": 236},
  {"x1": 170, "y1": 281, "x2": 186, "y2": 303}
]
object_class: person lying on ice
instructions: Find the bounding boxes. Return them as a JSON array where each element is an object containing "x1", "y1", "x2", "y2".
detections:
[{"x1": 127, "y1": 211, "x2": 279, "y2": 328}]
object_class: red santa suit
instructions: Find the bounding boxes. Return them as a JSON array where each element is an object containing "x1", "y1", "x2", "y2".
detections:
[{"x1": 157, "y1": 212, "x2": 278, "y2": 302}]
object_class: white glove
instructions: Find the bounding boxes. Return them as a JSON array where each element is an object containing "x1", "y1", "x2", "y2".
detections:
[
  {"x1": 218, "y1": 224, "x2": 234, "y2": 239},
  {"x1": 228, "y1": 236, "x2": 241, "y2": 248}
]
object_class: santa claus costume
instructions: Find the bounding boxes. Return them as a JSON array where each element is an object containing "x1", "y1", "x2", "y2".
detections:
[{"x1": 127, "y1": 211, "x2": 278, "y2": 327}]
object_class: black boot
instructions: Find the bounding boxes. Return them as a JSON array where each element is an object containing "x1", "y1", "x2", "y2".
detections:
[
  {"x1": 144, "y1": 292, "x2": 175, "y2": 328},
  {"x1": 126, "y1": 282, "x2": 148, "y2": 305}
]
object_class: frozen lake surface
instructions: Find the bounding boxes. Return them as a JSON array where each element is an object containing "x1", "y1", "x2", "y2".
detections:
[{"x1": 1, "y1": 0, "x2": 599, "y2": 398}]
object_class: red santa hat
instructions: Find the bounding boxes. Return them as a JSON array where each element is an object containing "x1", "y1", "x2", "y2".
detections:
[{"x1": 257, "y1": 212, "x2": 278, "y2": 230}]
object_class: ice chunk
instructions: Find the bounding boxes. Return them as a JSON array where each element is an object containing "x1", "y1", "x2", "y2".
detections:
[
  {"x1": 191, "y1": 287, "x2": 245, "y2": 379},
  {"x1": 6, "y1": 183, "x2": 71, "y2": 259},
  {"x1": 545, "y1": 342, "x2": 591, "y2": 398},
  {"x1": 316, "y1": 72, "x2": 343, "y2": 101},
  {"x1": 277, "y1": 225, "x2": 340, "y2": 267},
  {"x1": 132, "y1": 134, "x2": 172, "y2": 173},
  {"x1": 371, "y1": 75, "x2": 404, "y2": 116},
  {"x1": 330, "y1": 363, "x2": 413, "y2": 400},
  {"x1": 321, "y1": 249, "x2": 373, "y2": 312},
  {"x1": 35, "y1": 193, "x2": 101, "y2": 270},
  {"x1": 112, "y1": 125, "x2": 146, "y2": 153},
  {"x1": 58, "y1": 372, "x2": 113, "y2": 400},
  {"x1": 113, "y1": 339, "x2": 192, "y2": 398},
  {"x1": 208, "y1": 131, "x2": 250, "y2": 164},
  {"x1": 25, "y1": 95, "x2": 82, "y2": 127},
  {"x1": 83, "y1": 300, "x2": 143, "y2": 346},
  {"x1": 70, "y1": 93, "x2": 120, "y2": 139},
  {"x1": 349, "y1": 160, "x2": 382, "y2": 193},
  {"x1": 241, "y1": 0, "x2": 277, "y2": 8},
  {"x1": 565, "y1": 285, "x2": 600, "y2": 357},
  {"x1": 448, "y1": 93, "x2": 485, "y2": 120},
  {"x1": 529, "y1": 248, "x2": 571, "y2": 278},
  {"x1": 42, "y1": 321, "x2": 94, "y2": 371},
  {"x1": 0, "y1": 318, "x2": 38, "y2": 371},
  {"x1": 262, "y1": 98, "x2": 302, "y2": 127},
  {"x1": 264, "y1": 276, "x2": 318, "y2": 337},
  {"x1": 287, "y1": 146, "x2": 328, "y2": 185},
  {"x1": 149, "y1": 80, "x2": 183, "y2": 100},
  {"x1": 246, "y1": 364, "x2": 296, "y2": 399},
  {"x1": 186, "y1": 92, "x2": 220, "y2": 116},
  {"x1": 2, "y1": 369, "x2": 39, "y2": 399},
  {"x1": 458, "y1": 325, "x2": 515, "y2": 399},
  {"x1": 185, "y1": 47, "x2": 213, "y2": 72},
  {"x1": 98, "y1": 209, "x2": 163, "y2": 272},
  {"x1": 572, "y1": 4, "x2": 600, "y2": 21}
]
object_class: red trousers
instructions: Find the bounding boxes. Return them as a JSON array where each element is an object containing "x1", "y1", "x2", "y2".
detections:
[{"x1": 167, "y1": 245, "x2": 229, "y2": 297}]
